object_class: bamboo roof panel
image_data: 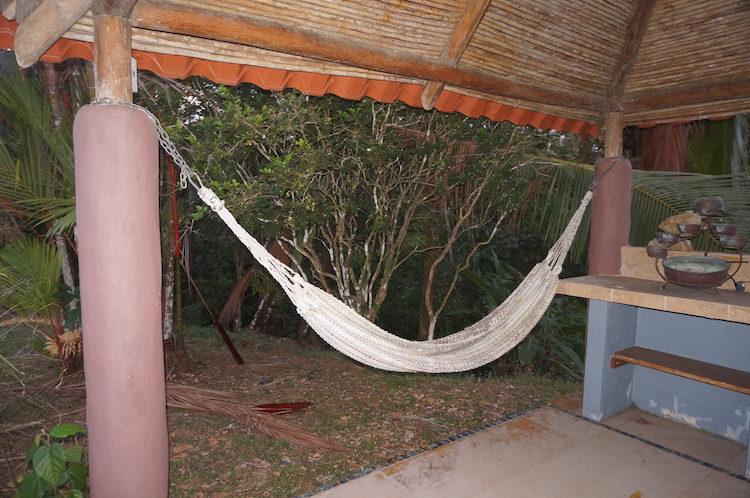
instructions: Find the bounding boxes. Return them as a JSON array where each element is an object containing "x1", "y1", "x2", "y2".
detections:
[
  {"x1": 627, "y1": 0, "x2": 750, "y2": 94},
  {"x1": 3, "y1": 0, "x2": 750, "y2": 134},
  {"x1": 460, "y1": 0, "x2": 633, "y2": 94}
]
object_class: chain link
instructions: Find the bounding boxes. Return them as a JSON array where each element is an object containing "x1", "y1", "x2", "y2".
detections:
[
  {"x1": 589, "y1": 156, "x2": 626, "y2": 195},
  {"x1": 90, "y1": 98, "x2": 204, "y2": 190}
]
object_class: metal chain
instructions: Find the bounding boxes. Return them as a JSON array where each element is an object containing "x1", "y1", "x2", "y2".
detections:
[
  {"x1": 589, "y1": 156, "x2": 626, "y2": 194},
  {"x1": 90, "y1": 98, "x2": 204, "y2": 191}
]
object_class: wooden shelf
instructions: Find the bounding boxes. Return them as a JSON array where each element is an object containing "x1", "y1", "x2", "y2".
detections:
[{"x1": 611, "y1": 346, "x2": 750, "y2": 396}]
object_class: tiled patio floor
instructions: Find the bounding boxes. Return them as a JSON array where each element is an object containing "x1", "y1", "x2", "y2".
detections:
[{"x1": 301, "y1": 393, "x2": 750, "y2": 497}]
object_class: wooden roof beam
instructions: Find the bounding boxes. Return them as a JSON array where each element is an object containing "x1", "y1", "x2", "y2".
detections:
[
  {"x1": 1, "y1": 0, "x2": 16, "y2": 21},
  {"x1": 93, "y1": 0, "x2": 138, "y2": 17},
  {"x1": 606, "y1": 0, "x2": 657, "y2": 103},
  {"x1": 624, "y1": 79, "x2": 750, "y2": 113},
  {"x1": 16, "y1": 0, "x2": 42, "y2": 22},
  {"x1": 14, "y1": 0, "x2": 92, "y2": 68},
  {"x1": 133, "y1": 1, "x2": 614, "y2": 113},
  {"x1": 421, "y1": 0, "x2": 491, "y2": 111}
]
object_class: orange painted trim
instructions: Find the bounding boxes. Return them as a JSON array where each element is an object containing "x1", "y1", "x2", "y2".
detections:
[{"x1": 0, "y1": 17, "x2": 598, "y2": 135}]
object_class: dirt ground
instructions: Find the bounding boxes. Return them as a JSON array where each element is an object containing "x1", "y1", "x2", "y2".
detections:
[{"x1": 2, "y1": 326, "x2": 579, "y2": 497}]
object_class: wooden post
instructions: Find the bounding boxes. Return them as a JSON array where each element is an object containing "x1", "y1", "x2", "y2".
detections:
[
  {"x1": 589, "y1": 112, "x2": 631, "y2": 275},
  {"x1": 94, "y1": 14, "x2": 132, "y2": 102},
  {"x1": 75, "y1": 8, "x2": 168, "y2": 498},
  {"x1": 603, "y1": 112, "x2": 624, "y2": 158}
]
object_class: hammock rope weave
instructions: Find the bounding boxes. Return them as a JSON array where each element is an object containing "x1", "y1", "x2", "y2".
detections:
[{"x1": 94, "y1": 99, "x2": 594, "y2": 373}]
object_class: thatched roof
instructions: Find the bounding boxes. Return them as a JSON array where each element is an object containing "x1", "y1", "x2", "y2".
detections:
[{"x1": 2, "y1": 0, "x2": 750, "y2": 135}]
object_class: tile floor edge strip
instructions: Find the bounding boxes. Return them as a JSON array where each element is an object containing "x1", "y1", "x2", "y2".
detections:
[
  {"x1": 548, "y1": 404, "x2": 750, "y2": 484},
  {"x1": 294, "y1": 406, "x2": 545, "y2": 497}
]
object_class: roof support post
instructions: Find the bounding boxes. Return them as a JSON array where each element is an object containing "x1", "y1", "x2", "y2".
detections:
[
  {"x1": 93, "y1": 13, "x2": 132, "y2": 102},
  {"x1": 589, "y1": 112, "x2": 631, "y2": 275},
  {"x1": 75, "y1": 8, "x2": 168, "y2": 497}
]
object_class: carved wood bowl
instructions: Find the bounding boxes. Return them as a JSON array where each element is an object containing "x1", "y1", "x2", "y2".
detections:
[{"x1": 661, "y1": 256, "x2": 730, "y2": 289}]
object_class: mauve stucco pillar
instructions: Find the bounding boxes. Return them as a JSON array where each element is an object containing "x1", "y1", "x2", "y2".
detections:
[
  {"x1": 588, "y1": 157, "x2": 632, "y2": 275},
  {"x1": 74, "y1": 104, "x2": 168, "y2": 497}
]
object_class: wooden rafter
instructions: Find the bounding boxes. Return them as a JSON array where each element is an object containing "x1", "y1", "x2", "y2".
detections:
[
  {"x1": 14, "y1": 0, "x2": 92, "y2": 67},
  {"x1": 606, "y1": 0, "x2": 656, "y2": 103},
  {"x1": 93, "y1": 0, "x2": 138, "y2": 17},
  {"x1": 624, "y1": 79, "x2": 750, "y2": 113},
  {"x1": 1, "y1": 0, "x2": 16, "y2": 20},
  {"x1": 133, "y1": 1, "x2": 613, "y2": 113},
  {"x1": 16, "y1": 0, "x2": 42, "y2": 21},
  {"x1": 420, "y1": 0, "x2": 491, "y2": 111}
]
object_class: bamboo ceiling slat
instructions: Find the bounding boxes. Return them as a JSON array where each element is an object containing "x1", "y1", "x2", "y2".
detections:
[
  {"x1": 626, "y1": 98, "x2": 750, "y2": 126},
  {"x1": 171, "y1": 0, "x2": 460, "y2": 58},
  {"x1": 7, "y1": 0, "x2": 749, "y2": 131},
  {"x1": 465, "y1": 0, "x2": 632, "y2": 94},
  {"x1": 627, "y1": 0, "x2": 750, "y2": 93},
  {"x1": 69, "y1": 15, "x2": 423, "y2": 83}
]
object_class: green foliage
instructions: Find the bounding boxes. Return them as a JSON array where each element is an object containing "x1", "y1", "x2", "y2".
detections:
[
  {"x1": 170, "y1": 86, "x2": 532, "y2": 324},
  {"x1": 15, "y1": 424, "x2": 88, "y2": 497},
  {"x1": 0, "y1": 239, "x2": 63, "y2": 325},
  {"x1": 689, "y1": 116, "x2": 749, "y2": 175},
  {"x1": 630, "y1": 171, "x2": 750, "y2": 242},
  {"x1": 516, "y1": 296, "x2": 586, "y2": 379},
  {"x1": 459, "y1": 245, "x2": 586, "y2": 378},
  {"x1": 0, "y1": 57, "x2": 76, "y2": 237},
  {"x1": 519, "y1": 159, "x2": 750, "y2": 262}
]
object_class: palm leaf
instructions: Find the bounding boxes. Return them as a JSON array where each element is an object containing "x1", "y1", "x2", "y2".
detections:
[
  {"x1": 690, "y1": 116, "x2": 749, "y2": 175},
  {"x1": 0, "y1": 56, "x2": 76, "y2": 236},
  {"x1": 0, "y1": 238, "x2": 62, "y2": 321},
  {"x1": 521, "y1": 159, "x2": 750, "y2": 263}
]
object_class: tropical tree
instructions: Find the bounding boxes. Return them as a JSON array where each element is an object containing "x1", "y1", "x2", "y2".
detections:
[{"x1": 171, "y1": 87, "x2": 535, "y2": 340}]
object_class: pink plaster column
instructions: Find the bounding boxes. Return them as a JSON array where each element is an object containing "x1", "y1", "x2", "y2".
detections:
[
  {"x1": 74, "y1": 104, "x2": 168, "y2": 497},
  {"x1": 588, "y1": 157, "x2": 632, "y2": 275}
]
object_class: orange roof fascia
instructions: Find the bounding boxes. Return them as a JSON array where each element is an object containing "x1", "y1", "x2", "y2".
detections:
[{"x1": 0, "y1": 17, "x2": 597, "y2": 136}]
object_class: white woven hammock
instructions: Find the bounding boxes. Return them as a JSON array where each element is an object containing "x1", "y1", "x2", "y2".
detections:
[
  {"x1": 194, "y1": 186, "x2": 593, "y2": 373},
  {"x1": 104, "y1": 100, "x2": 593, "y2": 374}
]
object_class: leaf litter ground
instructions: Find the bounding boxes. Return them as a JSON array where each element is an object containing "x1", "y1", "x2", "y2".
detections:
[{"x1": 1, "y1": 325, "x2": 579, "y2": 497}]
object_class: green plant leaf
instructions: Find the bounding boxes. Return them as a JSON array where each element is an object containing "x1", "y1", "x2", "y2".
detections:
[
  {"x1": 24, "y1": 438, "x2": 40, "y2": 466},
  {"x1": 66, "y1": 464, "x2": 88, "y2": 490},
  {"x1": 517, "y1": 336, "x2": 540, "y2": 366},
  {"x1": 32, "y1": 443, "x2": 66, "y2": 486},
  {"x1": 50, "y1": 424, "x2": 85, "y2": 439},
  {"x1": 66, "y1": 490, "x2": 84, "y2": 498},
  {"x1": 63, "y1": 445, "x2": 84, "y2": 464},
  {"x1": 15, "y1": 472, "x2": 44, "y2": 498}
]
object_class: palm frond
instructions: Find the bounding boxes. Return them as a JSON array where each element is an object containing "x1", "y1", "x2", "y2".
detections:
[
  {"x1": 519, "y1": 158, "x2": 594, "y2": 263},
  {"x1": 165, "y1": 384, "x2": 346, "y2": 453},
  {"x1": 0, "y1": 238, "x2": 62, "y2": 321},
  {"x1": 520, "y1": 158, "x2": 750, "y2": 263},
  {"x1": 689, "y1": 116, "x2": 749, "y2": 175},
  {"x1": 0, "y1": 56, "x2": 76, "y2": 236}
]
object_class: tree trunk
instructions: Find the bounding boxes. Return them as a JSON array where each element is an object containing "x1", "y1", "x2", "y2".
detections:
[
  {"x1": 42, "y1": 61, "x2": 78, "y2": 314},
  {"x1": 161, "y1": 151, "x2": 175, "y2": 340}
]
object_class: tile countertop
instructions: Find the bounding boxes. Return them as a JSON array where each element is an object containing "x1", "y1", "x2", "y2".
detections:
[{"x1": 557, "y1": 275, "x2": 750, "y2": 325}]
